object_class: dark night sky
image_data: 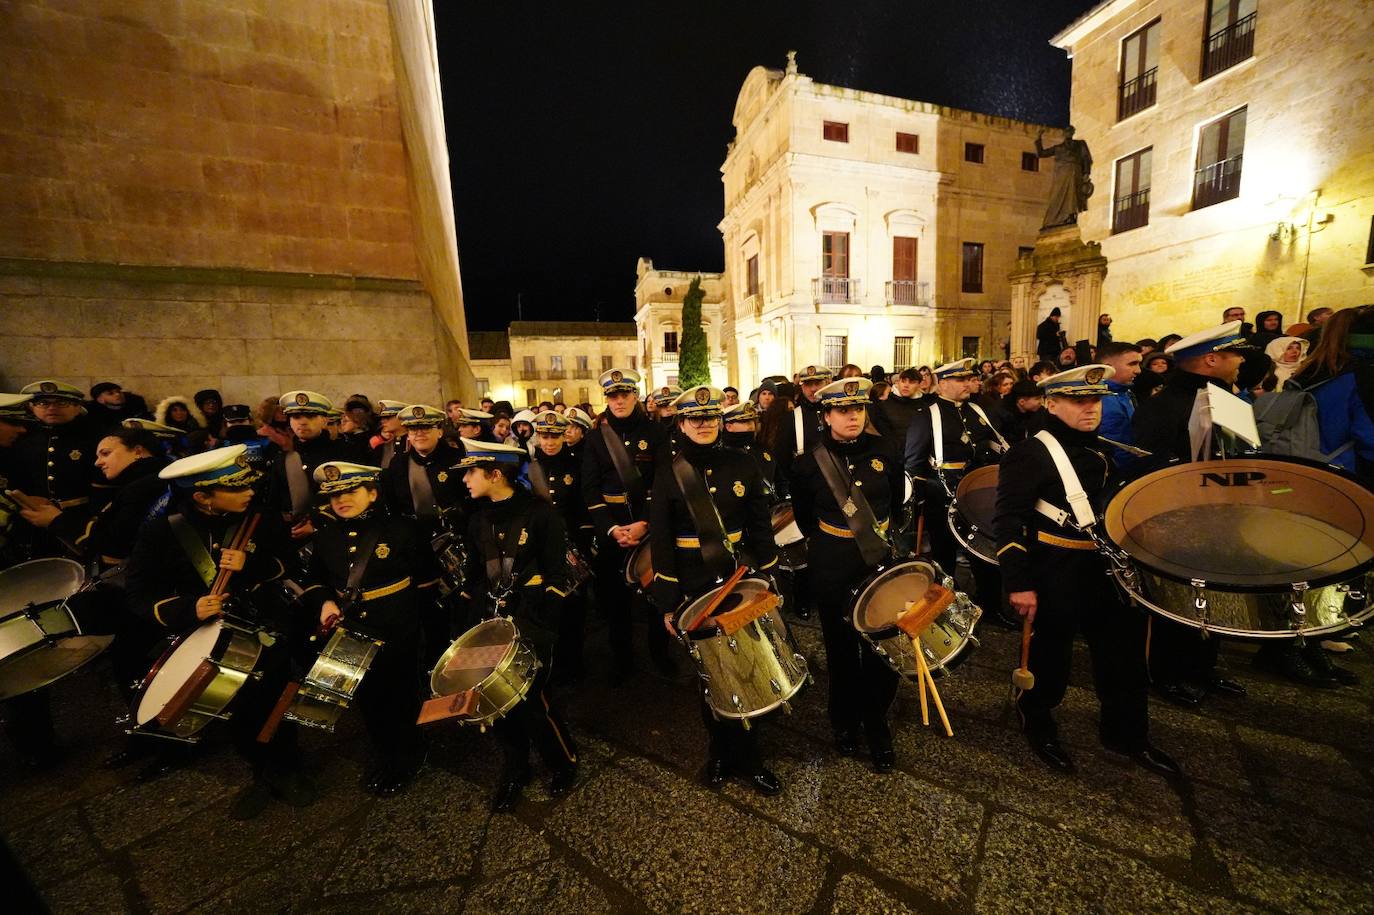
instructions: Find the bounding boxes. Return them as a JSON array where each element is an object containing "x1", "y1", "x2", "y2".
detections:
[{"x1": 435, "y1": 1, "x2": 1100, "y2": 331}]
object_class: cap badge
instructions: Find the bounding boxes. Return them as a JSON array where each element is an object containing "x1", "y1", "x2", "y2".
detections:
[
  {"x1": 412, "y1": 406, "x2": 425, "y2": 418},
  {"x1": 611, "y1": 370, "x2": 623, "y2": 383},
  {"x1": 40, "y1": 382, "x2": 56, "y2": 394},
  {"x1": 695, "y1": 388, "x2": 711, "y2": 405},
  {"x1": 295, "y1": 393, "x2": 309, "y2": 406},
  {"x1": 127, "y1": 420, "x2": 143, "y2": 428},
  {"x1": 1085, "y1": 368, "x2": 1105, "y2": 384},
  {"x1": 324, "y1": 465, "x2": 341, "y2": 482},
  {"x1": 805, "y1": 366, "x2": 816, "y2": 375},
  {"x1": 844, "y1": 381, "x2": 859, "y2": 396}
]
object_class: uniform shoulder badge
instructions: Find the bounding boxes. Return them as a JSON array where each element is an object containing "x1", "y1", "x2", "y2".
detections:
[
  {"x1": 732, "y1": 480, "x2": 745, "y2": 497},
  {"x1": 638, "y1": 440, "x2": 648, "y2": 451},
  {"x1": 374, "y1": 543, "x2": 390, "y2": 559},
  {"x1": 69, "y1": 449, "x2": 82, "y2": 461},
  {"x1": 437, "y1": 471, "x2": 448, "y2": 482},
  {"x1": 871, "y1": 458, "x2": 884, "y2": 472},
  {"x1": 563, "y1": 473, "x2": 574, "y2": 485},
  {"x1": 763, "y1": 452, "x2": 772, "y2": 461},
  {"x1": 518, "y1": 528, "x2": 529, "y2": 546}
]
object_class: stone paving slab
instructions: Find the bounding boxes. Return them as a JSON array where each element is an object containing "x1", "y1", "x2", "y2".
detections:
[{"x1": 2, "y1": 618, "x2": 1371, "y2": 914}]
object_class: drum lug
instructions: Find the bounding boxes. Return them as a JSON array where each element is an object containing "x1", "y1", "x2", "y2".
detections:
[
  {"x1": 781, "y1": 701, "x2": 792, "y2": 716},
  {"x1": 726, "y1": 636, "x2": 739, "y2": 653},
  {"x1": 1288, "y1": 582, "x2": 1310, "y2": 631},
  {"x1": 1190, "y1": 580, "x2": 1211, "y2": 637},
  {"x1": 769, "y1": 678, "x2": 782, "y2": 696}
]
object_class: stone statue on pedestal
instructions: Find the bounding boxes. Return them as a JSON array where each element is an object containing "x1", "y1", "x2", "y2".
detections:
[{"x1": 1035, "y1": 126, "x2": 1094, "y2": 229}]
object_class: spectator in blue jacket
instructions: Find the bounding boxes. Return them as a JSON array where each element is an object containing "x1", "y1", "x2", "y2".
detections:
[
  {"x1": 1097, "y1": 342, "x2": 1143, "y2": 468},
  {"x1": 1294, "y1": 305, "x2": 1374, "y2": 486}
]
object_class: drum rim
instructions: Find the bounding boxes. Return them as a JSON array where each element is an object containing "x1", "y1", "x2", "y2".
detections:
[
  {"x1": 0, "y1": 557, "x2": 87, "y2": 618},
  {"x1": 849, "y1": 559, "x2": 942, "y2": 631},
  {"x1": 675, "y1": 577, "x2": 774, "y2": 638},
  {"x1": 946, "y1": 502, "x2": 1000, "y2": 566},
  {"x1": 1103, "y1": 454, "x2": 1374, "y2": 591},
  {"x1": 429, "y1": 616, "x2": 521, "y2": 695}
]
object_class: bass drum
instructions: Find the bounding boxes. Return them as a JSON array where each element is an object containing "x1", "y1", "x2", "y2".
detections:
[
  {"x1": 850, "y1": 559, "x2": 982, "y2": 677},
  {"x1": 131, "y1": 617, "x2": 264, "y2": 740},
  {"x1": 771, "y1": 502, "x2": 808, "y2": 571},
  {"x1": 676, "y1": 578, "x2": 809, "y2": 722},
  {"x1": 1103, "y1": 455, "x2": 1374, "y2": 637},
  {"x1": 947, "y1": 465, "x2": 1000, "y2": 565},
  {"x1": 0, "y1": 558, "x2": 111, "y2": 700}
]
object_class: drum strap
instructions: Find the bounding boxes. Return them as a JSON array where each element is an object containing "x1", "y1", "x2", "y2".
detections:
[
  {"x1": 480, "y1": 516, "x2": 525, "y2": 591},
  {"x1": 670, "y1": 453, "x2": 736, "y2": 581},
  {"x1": 168, "y1": 513, "x2": 242, "y2": 590},
  {"x1": 284, "y1": 451, "x2": 311, "y2": 518},
  {"x1": 407, "y1": 455, "x2": 439, "y2": 525},
  {"x1": 929, "y1": 401, "x2": 945, "y2": 468},
  {"x1": 341, "y1": 527, "x2": 384, "y2": 612},
  {"x1": 379, "y1": 440, "x2": 395, "y2": 470},
  {"x1": 793, "y1": 406, "x2": 805, "y2": 457},
  {"x1": 811, "y1": 444, "x2": 889, "y2": 566},
  {"x1": 1033, "y1": 431, "x2": 1097, "y2": 529},
  {"x1": 600, "y1": 423, "x2": 646, "y2": 515},
  {"x1": 968, "y1": 403, "x2": 1009, "y2": 453},
  {"x1": 527, "y1": 458, "x2": 554, "y2": 503}
]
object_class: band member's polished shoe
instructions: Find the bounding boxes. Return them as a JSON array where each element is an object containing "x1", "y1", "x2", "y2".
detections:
[
  {"x1": 1105, "y1": 742, "x2": 1182, "y2": 779},
  {"x1": 1303, "y1": 643, "x2": 1360, "y2": 686},
  {"x1": 1025, "y1": 732, "x2": 1076, "y2": 774},
  {"x1": 549, "y1": 765, "x2": 578, "y2": 798},
  {"x1": 702, "y1": 756, "x2": 730, "y2": 788},
  {"x1": 269, "y1": 768, "x2": 321, "y2": 807},
  {"x1": 491, "y1": 769, "x2": 531, "y2": 813},
  {"x1": 1253, "y1": 642, "x2": 1340, "y2": 688},
  {"x1": 833, "y1": 728, "x2": 860, "y2": 757},
  {"x1": 866, "y1": 720, "x2": 895, "y2": 774},
  {"x1": 871, "y1": 747, "x2": 896, "y2": 774},
  {"x1": 748, "y1": 768, "x2": 782, "y2": 796},
  {"x1": 229, "y1": 780, "x2": 273, "y2": 821},
  {"x1": 1206, "y1": 676, "x2": 1247, "y2": 697},
  {"x1": 1154, "y1": 680, "x2": 1205, "y2": 707}
]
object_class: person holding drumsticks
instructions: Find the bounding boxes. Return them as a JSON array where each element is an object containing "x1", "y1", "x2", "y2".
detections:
[
  {"x1": 993, "y1": 366, "x2": 1180, "y2": 778},
  {"x1": 791, "y1": 377, "x2": 905, "y2": 773},
  {"x1": 650, "y1": 386, "x2": 783, "y2": 795}
]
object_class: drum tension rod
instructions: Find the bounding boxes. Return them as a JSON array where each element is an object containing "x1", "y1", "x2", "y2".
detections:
[
  {"x1": 1288, "y1": 582, "x2": 1309, "y2": 633},
  {"x1": 1190, "y1": 580, "x2": 1211, "y2": 638}
]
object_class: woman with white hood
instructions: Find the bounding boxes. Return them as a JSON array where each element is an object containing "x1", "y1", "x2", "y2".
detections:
[{"x1": 1265, "y1": 335, "x2": 1309, "y2": 390}]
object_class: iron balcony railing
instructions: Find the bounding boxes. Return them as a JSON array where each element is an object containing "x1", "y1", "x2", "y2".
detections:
[
  {"x1": 1202, "y1": 12, "x2": 1256, "y2": 80},
  {"x1": 1193, "y1": 155, "x2": 1242, "y2": 209},
  {"x1": 812, "y1": 276, "x2": 861, "y2": 305},
  {"x1": 1111, "y1": 188, "x2": 1150, "y2": 233},
  {"x1": 1117, "y1": 66, "x2": 1157, "y2": 120},
  {"x1": 885, "y1": 280, "x2": 931, "y2": 307},
  {"x1": 743, "y1": 292, "x2": 763, "y2": 318}
]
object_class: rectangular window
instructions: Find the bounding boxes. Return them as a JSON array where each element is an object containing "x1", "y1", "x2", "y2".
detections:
[
  {"x1": 823, "y1": 335, "x2": 848, "y2": 370},
  {"x1": 896, "y1": 132, "x2": 919, "y2": 154},
  {"x1": 476, "y1": 378, "x2": 491, "y2": 397},
  {"x1": 964, "y1": 142, "x2": 984, "y2": 164},
  {"x1": 575, "y1": 355, "x2": 589, "y2": 370},
  {"x1": 822, "y1": 120, "x2": 849, "y2": 142},
  {"x1": 525, "y1": 388, "x2": 536, "y2": 405},
  {"x1": 1202, "y1": 0, "x2": 1257, "y2": 80},
  {"x1": 578, "y1": 386, "x2": 589, "y2": 404},
  {"x1": 549, "y1": 355, "x2": 563, "y2": 373},
  {"x1": 521, "y1": 355, "x2": 535, "y2": 375},
  {"x1": 601, "y1": 355, "x2": 613, "y2": 371},
  {"x1": 892, "y1": 236, "x2": 917, "y2": 281},
  {"x1": 961, "y1": 337, "x2": 981, "y2": 359},
  {"x1": 1018, "y1": 245, "x2": 1035, "y2": 258},
  {"x1": 1118, "y1": 19, "x2": 1160, "y2": 120},
  {"x1": 1021, "y1": 152, "x2": 1039, "y2": 172},
  {"x1": 628, "y1": 355, "x2": 637, "y2": 370},
  {"x1": 1113, "y1": 147, "x2": 1152, "y2": 234},
  {"x1": 893, "y1": 337, "x2": 913, "y2": 371},
  {"x1": 1193, "y1": 107, "x2": 1246, "y2": 209},
  {"x1": 822, "y1": 232, "x2": 849, "y2": 277},
  {"x1": 663, "y1": 331, "x2": 679, "y2": 354},
  {"x1": 745, "y1": 254, "x2": 759, "y2": 296},
  {"x1": 961, "y1": 242, "x2": 984, "y2": 293}
]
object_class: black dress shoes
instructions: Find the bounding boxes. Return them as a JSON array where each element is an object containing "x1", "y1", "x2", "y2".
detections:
[
  {"x1": 702, "y1": 756, "x2": 730, "y2": 788},
  {"x1": 229, "y1": 780, "x2": 273, "y2": 821},
  {"x1": 549, "y1": 765, "x2": 578, "y2": 797},
  {"x1": 1105, "y1": 742, "x2": 1183, "y2": 779},
  {"x1": 833, "y1": 729, "x2": 860, "y2": 757},
  {"x1": 1025, "y1": 732, "x2": 1076, "y2": 773},
  {"x1": 491, "y1": 769, "x2": 531, "y2": 813},
  {"x1": 871, "y1": 747, "x2": 896, "y2": 774},
  {"x1": 748, "y1": 768, "x2": 782, "y2": 796},
  {"x1": 1253, "y1": 642, "x2": 1340, "y2": 688},
  {"x1": 1303, "y1": 642, "x2": 1360, "y2": 686},
  {"x1": 1206, "y1": 676, "x2": 1247, "y2": 697},
  {"x1": 866, "y1": 721, "x2": 895, "y2": 774},
  {"x1": 1155, "y1": 680, "x2": 1205, "y2": 708}
]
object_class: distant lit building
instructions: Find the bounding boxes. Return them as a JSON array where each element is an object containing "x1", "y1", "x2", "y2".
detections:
[
  {"x1": 1051, "y1": 0, "x2": 1374, "y2": 338},
  {"x1": 468, "y1": 322, "x2": 638, "y2": 410},
  {"x1": 633, "y1": 259, "x2": 728, "y2": 391},
  {"x1": 716, "y1": 53, "x2": 1053, "y2": 389}
]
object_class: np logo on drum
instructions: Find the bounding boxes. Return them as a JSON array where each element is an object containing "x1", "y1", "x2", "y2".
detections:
[{"x1": 1199, "y1": 471, "x2": 1267, "y2": 487}]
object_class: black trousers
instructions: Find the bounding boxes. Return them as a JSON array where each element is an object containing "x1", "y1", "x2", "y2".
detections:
[
  {"x1": 923, "y1": 488, "x2": 1003, "y2": 616},
  {"x1": 225, "y1": 637, "x2": 300, "y2": 776},
  {"x1": 356, "y1": 626, "x2": 423, "y2": 770},
  {"x1": 810, "y1": 534, "x2": 899, "y2": 734},
  {"x1": 1148, "y1": 615, "x2": 1220, "y2": 686},
  {"x1": 494, "y1": 662, "x2": 577, "y2": 775},
  {"x1": 699, "y1": 696, "x2": 762, "y2": 773},
  {"x1": 1017, "y1": 549, "x2": 1150, "y2": 750},
  {"x1": 592, "y1": 536, "x2": 670, "y2": 667}
]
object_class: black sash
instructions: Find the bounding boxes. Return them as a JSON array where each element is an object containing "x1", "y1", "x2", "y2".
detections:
[
  {"x1": 339, "y1": 526, "x2": 384, "y2": 615},
  {"x1": 407, "y1": 455, "x2": 439, "y2": 524},
  {"x1": 670, "y1": 453, "x2": 735, "y2": 581},
  {"x1": 600, "y1": 422, "x2": 646, "y2": 515},
  {"x1": 379, "y1": 440, "x2": 396, "y2": 470},
  {"x1": 811, "y1": 445, "x2": 889, "y2": 566},
  {"x1": 480, "y1": 515, "x2": 527, "y2": 592},
  {"x1": 283, "y1": 451, "x2": 311, "y2": 518},
  {"x1": 527, "y1": 458, "x2": 554, "y2": 503},
  {"x1": 168, "y1": 513, "x2": 246, "y2": 590}
]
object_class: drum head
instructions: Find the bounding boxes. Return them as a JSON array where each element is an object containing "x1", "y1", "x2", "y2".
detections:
[
  {"x1": 1105, "y1": 458, "x2": 1374, "y2": 590},
  {"x1": 771, "y1": 503, "x2": 802, "y2": 546},
  {"x1": 677, "y1": 578, "x2": 772, "y2": 632},
  {"x1": 0, "y1": 635, "x2": 112, "y2": 701},
  {"x1": 852, "y1": 561, "x2": 940, "y2": 632},
  {"x1": 432, "y1": 617, "x2": 517, "y2": 695},
  {"x1": 136, "y1": 620, "x2": 223, "y2": 726},
  {"x1": 953, "y1": 465, "x2": 999, "y2": 526},
  {"x1": 0, "y1": 559, "x2": 86, "y2": 618}
]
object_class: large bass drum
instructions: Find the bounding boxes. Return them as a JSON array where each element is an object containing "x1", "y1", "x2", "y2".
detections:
[
  {"x1": 947, "y1": 465, "x2": 1000, "y2": 565},
  {"x1": 676, "y1": 578, "x2": 809, "y2": 723},
  {"x1": 0, "y1": 558, "x2": 111, "y2": 700},
  {"x1": 1102, "y1": 456, "x2": 1374, "y2": 638},
  {"x1": 130, "y1": 617, "x2": 265, "y2": 740},
  {"x1": 850, "y1": 559, "x2": 982, "y2": 677}
]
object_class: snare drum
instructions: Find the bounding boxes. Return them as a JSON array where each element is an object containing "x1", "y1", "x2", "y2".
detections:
[
  {"x1": 131, "y1": 617, "x2": 264, "y2": 740},
  {"x1": 624, "y1": 541, "x2": 654, "y2": 590},
  {"x1": 1103, "y1": 456, "x2": 1374, "y2": 638},
  {"x1": 947, "y1": 465, "x2": 1000, "y2": 565},
  {"x1": 676, "y1": 578, "x2": 809, "y2": 723},
  {"x1": 0, "y1": 558, "x2": 111, "y2": 701},
  {"x1": 566, "y1": 546, "x2": 593, "y2": 593},
  {"x1": 432, "y1": 531, "x2": 466, "y2": 596},
  {"x1": 429, "y1": 617, "x2": 540, "y2": 729},
  {"x1": 850, "y1": 559, "x2": 982, "y2": 677},
  {"x1": 770, "y1": 501, "x2": 808, "y2": 571},
  {"x1": 283, "y1": 627, "x2": 383, "y2": 732}
]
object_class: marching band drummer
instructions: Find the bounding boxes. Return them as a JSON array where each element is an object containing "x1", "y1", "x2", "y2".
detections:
[
  {"x1": 993, "y1": 365, "x2": 1181, "y2": 778},
  {"x1": 268, "y1": 391, "x2": 369, "y2": 543},
  {"x1": 528, "y1": 410, "x2": 593, "y2": 681},
  {"x1": 457, "y1": 439, "x2": 579, "y2": 813},
  {"x1": 650, "y1": 386, "x2": 783, "y2": 794},
  {"x1": 563, "y1": 407, "x2": 593, "y2": 453},
  {"x1": 123, "y1": 445, "x2": 316, "y2": 818},
  {"x1": 299, "y1": 461, "x2": 441, "y2": 797},
  {"x1": 790, "y1": 377, "x2": 905, "y2": 773},
  {"x1": 722, "y1": 400, "x2": 777, "y2": 495}
]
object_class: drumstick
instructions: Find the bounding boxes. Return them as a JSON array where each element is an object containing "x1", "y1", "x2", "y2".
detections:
[
  {"x1": 914, "y1": 512, "x2": 925, "y2": 557},
  {"x1": 685, "y1": 565, "x2": 748, "y2": 632},
  {"x1": 916, "y1": 648, "x2": 954, "y2": 737},
  {"x1": 914, "y1": 638, "x2": 930, "y2": 726},
  {"x1": 210, "y1": 512, "x2": 261, "y2": 596}
]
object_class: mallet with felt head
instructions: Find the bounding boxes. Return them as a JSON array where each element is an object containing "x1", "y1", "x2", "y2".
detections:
[{"x1": 1012, "y1": 615, "x2": 1035, "y2": 692}]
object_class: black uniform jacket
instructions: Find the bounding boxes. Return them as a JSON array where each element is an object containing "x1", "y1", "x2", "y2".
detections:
[
  {"x1": 791, "y1": 432, "x2": 902, "y2": 545},
  {"x1": 266, "y1": 433, "x2": 370, "y2": 518},
  {"x1": 722, "y1": 430, "x2": 777, "y2": 496},
  {"x1": 379, "y1": 439, "x2": 469, "y2": 534},
  {"x1": 532, "y1": 446, "x2": 589, "y2": 537},
  {"x1": 460, "y1": 487, "x2": 570, "y2": 656},
  {"x1": 125, "y1": 505, "x2": 294, "y2": 632},
  {"x1": 580, "y1": 407, "x2": 671, "y2": 535},
  {"x1": 903, "y1": 396, "x2": 1003, "y2": 505},
  {"x1": 649, "y1": 438, "x2": 779, "y2": 610},
  {"x1": 1133, "y1": 369, "x2": 1229, "y2": 464},
  {"x1": 299, "y1": 509, "x2": 441, "y2": 641},
  {"x1": 48, "y1": 456, "x2": 167, "y2": 567},
  {"x1": 871, "y1": 393, "x2": 926, "y2": 449},
  {"x1": 992, "y1": 415, "x2": 1111, "y2": 594},
  {"x1": 9, "y1": 413, "x2": 109, "y2": 507}
]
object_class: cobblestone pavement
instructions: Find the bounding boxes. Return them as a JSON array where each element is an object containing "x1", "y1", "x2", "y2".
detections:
[{"x1": 3, "y1": 610, "x2": 1372, "y2": 914}]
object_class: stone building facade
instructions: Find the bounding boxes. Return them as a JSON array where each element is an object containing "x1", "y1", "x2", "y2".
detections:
[
  {"x1": 0, "y1": 0, "x2": 473, "y2": 407},
  {"x1": 467, "y1": 323, "x2": 638, "y2": 411},
  {"x1": 717, "y1": 54, "x2": 1053, "y2": 389},
  {"x1": 1052, "y1": 0, "x2": 1374, "y2": 339},
  {"x1": 632, "y1": 259, "x2": 728, "y2": 392}
]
